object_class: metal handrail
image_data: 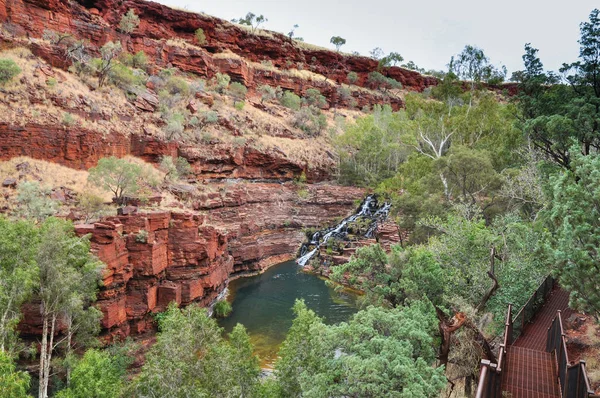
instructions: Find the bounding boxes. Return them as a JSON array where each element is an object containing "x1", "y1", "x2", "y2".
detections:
[{"x1": 546, "y1": 309, "x2": 598, "y2": 397}]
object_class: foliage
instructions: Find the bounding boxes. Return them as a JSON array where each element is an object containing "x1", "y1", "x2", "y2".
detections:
[
  {"x1": 0, "y1": 351, "x2": 31, "y2": 398},
  {"x1": 62, "y1": 112, "x2": 76, "y2": 126},
  {"x1": 515, "y1": 10, "x2": 600, "y2": 170},
  {"x1": 164, "y1": 113, "x2": 185, "y2": 141},
  {"x1": 164, "y1": 76, "x2": 190, "y2": 96},
  {"x1": 543, "y1": 151, "x2": 600, "y2": 318},
  {"x1": 303, "y1": 88, "x2": 327, "y2": 108},
  {"x1": 119, "y1": 9, "x2": 140, "y2": 34},
  {"x1": 213, "y1": 72, "x2": 230, "y2": 93},
  {"x1": 293, "y1": 106, "x2": 326, "y2": 136},
  {"x1": 92, "y1": 41, "x2": 122, "y2": 87},
  {"x1": 35, "y1": 217, "x2": 104, "y2": 398},
  {"x1": 55, "y1": 348, "x2": 128, "y2": 398},
  {"x1": 213, "y1": 300, "x2": 232, "y2": 318},
  {"x1": 0, "y1": 217, "x2": 39, "y2": 353},
  {"x1": 78, "y1": 192, "x2": 109, "y2": 223},
  {"x1": 15, "y1": 181, "x2": 58, "y2": 222},
  {"x1": 135, "y1": 229, "x2": 148, "y2": 243},
  {"x1": 379, "y1": 51, "x2": 404, "y2": 68},
  {"x1": 159, "y1": 156, "x2": 192, "y2": 182},
  {"x1": 0, "y1": 59, "x2": 20, "y2": 85},
  {"x1": 133, "y1": 303, "x2": 260, "y2": 397},
  {"x1": 195, "y1": 28, "x2": 206, "y2": 45},
  {"x1": 228, "y1": 81, "x2": 248, "y2": 104},
  {"x1": 279, "y1": 91, "x2": 302, "y2": 110},
  {"x1": 367, "y1": 71, "x2": 402, "y2": 93},
  {"x1": 259, "y1": 84, "x2": 281, "y2": 104},
  {"x1": 329, "y1": 36, "x2": 346, "y2": 52},
  {"x1": 233, "y1": 12, "x2": 268, "y2": 33},
  {"x1": 347, "y1": 71, "x2": 358, "y2": 84},
  {"x1": 275, "y1": 300, "x2": 446, "y2": 398},
  {"x1": 88, "y1": 157, "x2": 143, "y2": 204}
]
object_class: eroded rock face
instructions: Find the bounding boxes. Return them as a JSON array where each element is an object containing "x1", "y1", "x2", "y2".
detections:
[
  {"x1": 0, "y1": 0, "x2": 439, "y2": 112},
  {"x1": 15, "y1": 183, "x2": 366, "y2": 338}
]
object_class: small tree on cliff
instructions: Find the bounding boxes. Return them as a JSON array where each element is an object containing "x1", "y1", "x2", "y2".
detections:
[
  {"x1": 330, "y1": 36, "x2": 346, "y2": 52},
  {"x1": 88, "y1": 157, "x2": 143, "y2": 205},
  {"x1": 93, "y1": 41, "x2": 122, "y2": 87},
  {"x1": 119, "y1": 9, "x2": 140, "y2": 34},
  {"x1": 35, "y1": 218, "x2": 103, "y2": 398},
  {"x1": 232, "y1": 12, "x2": 268, "y2": 33}
]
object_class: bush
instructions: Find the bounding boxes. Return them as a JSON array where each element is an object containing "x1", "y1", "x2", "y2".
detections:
[
  {"x1": 258, "y1": 84, "x2": 280, "y2": 104},
  {"x1": 62, "y1": 112, "x2": 76, "y2": 126},
  {"x1": 293, "y1": 106, "x2": 326, "y2": 136},
  {"x1": 213, "y1": 300, "x2": 232, "y2": 318},
  {"x1": 280, "y1": 91, "x2": 301, "y2": 110},
  {"x1": 203, "y1": 110, "x2": 219, "y2": 124},
  {"x1": 303, "y1": 88, "x2": 327, "y2": 108},
  {"x1": 195, "y1": 28, "x2": 206, "y2": 45},
  {"x1": 135, "y1": 229, "x2": 149, "y2": 243},
  {"x1": 164, "y1": 113, "x2": 185, "y2": 141},
  {"x1": 234, "y1": 101, "x2": 245, "y2": 111},
  {"x1": 164, "y1": 76, "x2": 190, "y2": 96},
  {"x1": 46, "y1": 77, "x2": 57, "y2": 87},
  {"x1": 214, "y1": 72, "x2": 230, "y2": 93},
  {"x1": 228, "y1": 81, "x2": 247, "y2": 104},
  {"x1": 347, "y1": 71, "x2": 358, "y2": 84},
  {"x1": 0, "y1": 59, "x2": 21, "y2": 85},
  {"x1": 15, "y1": 181, "x2": 58, "y2": 222},
  {"x1": 160, "y1": 156, "x2": 191, "y2": 182},
  {"x1": 109, "y1": 63, "x2": 143, "y2": 89},
  {"x1": 119, "y1": 9, "x2": 140, "y2": 34},
  {"x1": 132, "y1": 51, "x2": 148, "y2": 69},
  {"x1": 367, "y1": 71, "x2": 402, "y2": 93}
]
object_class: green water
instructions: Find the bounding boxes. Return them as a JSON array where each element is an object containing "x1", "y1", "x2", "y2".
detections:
[{"x1": 218, "y1": 260, "x2": 358, "y2": 368}]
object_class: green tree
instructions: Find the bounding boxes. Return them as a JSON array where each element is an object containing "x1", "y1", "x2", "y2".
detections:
[
  {"x1": 159, "y1": 155, "x2": 191, "y2": 182},
  {"x1": 55, "y1": 348, "x2": 128, "y2": 398},
  {"x1": 88, "y1": 157, "x2": 143, "y2": 205},
  {"x1": 0, "y1": 351, "x2": 31, "y2": 398},
  {"x1": 36, "y1": 218, "x2": 103, "y2": 398},
  {"x1": 92, "y1": 41, "x2": 122, "y2": 87},
  {"x1": 0, "y1": 59, "x2": 21, "y2": 85},
  {"x1": 279, "y1": 91, "x2": 302, "y2": 110},
  {"x1": 367, "y1": 71, "x2": 402, "y2": 94},
  {"x1": 543, "y1": 151, "x2": 600, "y2": 318},
  {"x1": 379, "y1": 51, "x2": 404, "y2": 68},
  {"x1": 119, "y1": 9, "x2": 140, "y2": 34},
  {"x1": 0, "y1": 218, "x2": 39, "y2": 353},
  {"x1": 329, "y1": 36, "x2": 346, "y2": 52},
  {"x1": 303, "y1": 88, "x2": 327, "y2": 108},
  {"x1": 233, "y1": 12, "x2": 268, "y2": 33},
  {"x1": 134, "y1": 304, "x2": 260, "y2": 397},
  {"x1": 516, "y1": 10, "x2": 600, "y2": 169}
]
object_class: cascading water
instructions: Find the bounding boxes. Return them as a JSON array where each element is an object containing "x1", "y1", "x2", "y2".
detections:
[{"x1": 296, "y1": 195, "x2": 391, "y2": 266}]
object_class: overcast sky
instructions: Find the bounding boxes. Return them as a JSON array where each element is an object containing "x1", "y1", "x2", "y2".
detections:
[{"x1": 154, "y1": 0, "x2": 598, "y2": 74}]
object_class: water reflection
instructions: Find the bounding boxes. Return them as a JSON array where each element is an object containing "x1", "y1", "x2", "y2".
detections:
[{"x1": 218, "y1": 260, "x2": 358, "y2": 368}]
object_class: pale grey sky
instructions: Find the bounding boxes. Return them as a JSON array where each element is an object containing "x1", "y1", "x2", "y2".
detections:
[{"x1": 154, "y1": 0, "x2": 598, "y2": 74}]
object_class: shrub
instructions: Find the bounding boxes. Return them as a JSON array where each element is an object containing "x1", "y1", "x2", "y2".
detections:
[
  {"x1": 347, "y1": 71, "x2": 358, "y2": 84},
  {"x1": 135, "y1": 229, "x2": 149, "y2": 243},
  {"x1": 164, "y1": 113, "x2": 185, "y2": 141},
  {"x1": 109, "y1": 63, "x2": 142, "y2": 89},
  {"x1": 297, "y1": 188, "x2": 310, "y2": 199},
  {"x1": 303, "y1": 88, "x2": 327, "y2": 108},
  {"x1": 203, "y1": 110, "x2": 219, "y2": 124},
  {"x1": 228, "y1": 81, "x2": 247, "y2": 104},
  {"x1": 164, "y1": 76, "x2": 190, "y2": 96},
  {"x1": 160, "y1": 156, "x2": 191, "y2": 182},
  {"x1": 79, "y1": 192, "x2": 108, "y2": 223},
  {"x1": 293, "y1": 106, "x2": 326, "y2": 136},
  {"x1": 214, "y1": 72, "x2": 230, "y2": 93},
  {"x1": 0, "y1": 59, "x2": 21, "y2": 85},
  {"x1": 367, "y1": 71, "x2": 402, "y2": 93},
  {"x1": 201, "y1": 132, "x2": 214, "y2": 144},
  {"x1": 15, "y1": 181, "x2": 58, "y2": 222},
  {"x1": 280, "y1": 91, "x2": 301, "y2": 110},
  {"x1": 195, "y1": 28, "x2": 206, "y2": 45},
  {"x1": 258, "y1": 84, "x2": 280, "y2": 104},
  {"x1": 62, "y1": 112, "x2": 76, "y2": 126},
  {"x1": 132, "y1": 51, "x2": 148, "y2": 69},
  {"x1": 213, "y1": 300, "x2": 232, "y2": 318},
  {"x1": 46, "y1": 77, "x2": 57, "y2": 87},
  {"x1": 234, "y1": 101, "x2": 245, "y2": 111},
  {"x1": 119, "y1": 9, "x2": 140, "y2": 34}
]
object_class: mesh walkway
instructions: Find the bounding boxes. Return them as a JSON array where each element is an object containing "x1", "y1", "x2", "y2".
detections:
[{"x1": 501, "y1": 287, "x2": 573, "y2": 397}]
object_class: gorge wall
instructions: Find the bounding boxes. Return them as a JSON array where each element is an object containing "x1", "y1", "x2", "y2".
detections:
[{"x1": 0, "y1": 0, "x2": 439, "y2": 111}]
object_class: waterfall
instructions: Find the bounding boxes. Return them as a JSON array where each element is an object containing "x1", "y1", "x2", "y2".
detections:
[{"x1": 296, "y1": 195, "x2": 390, "y2": 267}]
